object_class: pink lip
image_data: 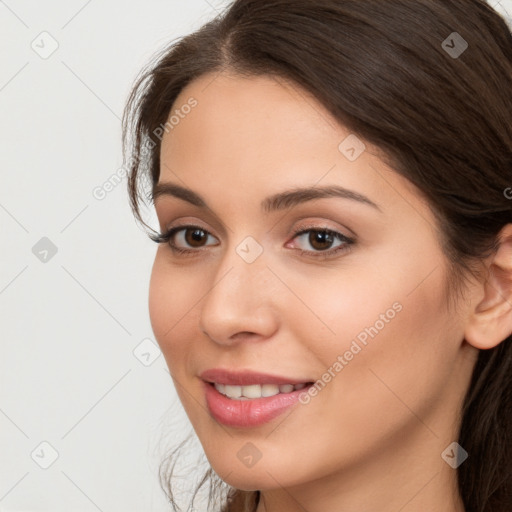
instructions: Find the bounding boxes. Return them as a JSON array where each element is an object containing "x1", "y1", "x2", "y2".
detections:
[
  {"x1": 200, "y1": 368, "x2": 311, "y2": 386},
  {"x1": 200, "y1": 369, "x2": 314, "y2": 428}
]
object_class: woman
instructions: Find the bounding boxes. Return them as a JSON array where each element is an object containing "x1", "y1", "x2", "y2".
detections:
[{"x1": 122, "y1": 1, "x2": 512, "y2": 511}]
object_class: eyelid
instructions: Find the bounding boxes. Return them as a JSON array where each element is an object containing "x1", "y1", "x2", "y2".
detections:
[
  {"x1": 290, "y1": 219, "x2": 354, "y2": 237},
  {"x1": 285, "y1": 224, "x2": 355, "y2": 256},
  {"x1": 154, "y1": 207, "x2": 228, "y2": 239},
  {"x1": 289, "y1": 217, "x2": 357, "y2": 240},
  {"x1": 154, "y1": 220, "x2": 352, "y2": 243},
  {"x1": 155, "y1": 223, "x2": 219, "y2": 247},
  {"x1": 153, "y1": 219, "x2": 356, "y2": 259},
  {"x1": 155, "y1": 215, "x2": 218, "y2": 245}
]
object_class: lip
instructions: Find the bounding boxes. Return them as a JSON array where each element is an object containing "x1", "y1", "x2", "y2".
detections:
[
  {"x1": 200, "y1": 369, "x2": 314, "y2": 428},
  {"x1": 200, "y1": 368, "x2": 311, "y2": 386},
  {"x1": 203, "y1": 380, "x2": 313, "y2": 428}
]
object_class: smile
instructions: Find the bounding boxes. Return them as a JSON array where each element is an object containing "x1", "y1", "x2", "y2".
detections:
[
  {"x1": 213, "y1": 382, "x2": 308, "y2": 400},
  {"x1": 203, "y1": 381, "x2": 314, "y2": 427}
]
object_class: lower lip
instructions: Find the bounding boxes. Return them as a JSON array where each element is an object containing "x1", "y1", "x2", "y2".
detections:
[{"x1": 203, "y1": 381, "x2": 312, "y2": 428}]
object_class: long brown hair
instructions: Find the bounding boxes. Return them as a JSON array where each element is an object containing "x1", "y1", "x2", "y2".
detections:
[{"x1": 122, "y1": 1, "x2": 512, "y2": 511}]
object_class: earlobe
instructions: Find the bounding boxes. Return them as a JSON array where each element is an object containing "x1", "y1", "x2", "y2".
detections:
[{"x1": 464, "y1": 224, "x2": 512, "y2": 350}]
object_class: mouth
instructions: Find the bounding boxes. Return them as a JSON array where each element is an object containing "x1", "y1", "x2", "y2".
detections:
[
  {"x1": 200, "y1": 370, "x2": 315, "y2": 428},
  {"x1": 200, "y1": 368, "x2": 313, "y2": 387},
  {"x1": 211, "y1": 382, "x2": 311, "y2": 400}
]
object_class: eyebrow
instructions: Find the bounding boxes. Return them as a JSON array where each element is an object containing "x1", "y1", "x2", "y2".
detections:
[{"x1": 152, "y1": 182, "x2": 381, "y2": 213}]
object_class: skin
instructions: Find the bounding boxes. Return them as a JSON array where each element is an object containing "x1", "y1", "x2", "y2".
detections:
[{"x1": 149, "y1": 72, "x2": 512, "y2": 512}]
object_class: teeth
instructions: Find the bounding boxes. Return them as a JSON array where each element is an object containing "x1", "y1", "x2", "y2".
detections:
[
  {"x1": 261, "y1": 384, "x2": 280, "y2": 397},
  {"x1": 223, "y1": 385, "x2": 242, "y2": 398},
  {"x1": 243, "y1": 384, "x2": 265, "y2": 398},
  {"x1": 214, "y1": 382, "x2": 307, "y2": 400}
]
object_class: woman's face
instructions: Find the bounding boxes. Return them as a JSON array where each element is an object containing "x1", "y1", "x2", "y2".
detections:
[{"x1": 149, "y1": 72, "x2": 477, "y2": 493}]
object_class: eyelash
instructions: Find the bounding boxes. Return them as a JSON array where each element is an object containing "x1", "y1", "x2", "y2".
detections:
[{"x1": 151, "y1": 224, "x2": 355, "y2": 260}]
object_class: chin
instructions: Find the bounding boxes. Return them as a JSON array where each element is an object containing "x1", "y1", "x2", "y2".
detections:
[
  {"x1": 210, "y1": 453, "x2": 311, "y2": 492},
  {"x1": 218, "y1": 475, "x2": 271, "y2": 492}
]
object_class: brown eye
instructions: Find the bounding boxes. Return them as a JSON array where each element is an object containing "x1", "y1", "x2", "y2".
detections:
[
  {"x1": 184, "y1": 228, "x2": 209, "y2": 247},
  {"x1": 153, "y1": 225, "x2": 219, "y2": 252},
  {"x1": 307, "y1": 230, "x2": 336, "y2": 251},
  {"x1": 289, "y1": 227, "x2": 354, "y2": 258}
]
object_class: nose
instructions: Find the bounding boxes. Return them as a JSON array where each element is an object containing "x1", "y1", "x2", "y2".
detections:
[{"x1": 198, "y1": 244, "x2": 279, "y2": 346}]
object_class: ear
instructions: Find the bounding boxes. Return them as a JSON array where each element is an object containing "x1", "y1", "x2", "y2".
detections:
[{"x1": 464, "y1": 224, "x2": 512, "y2": 350}]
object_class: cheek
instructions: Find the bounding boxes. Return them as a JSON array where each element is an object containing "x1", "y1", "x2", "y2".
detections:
[
  {"x1": 283, "y1": 249, "x2": 457, "y2": 412},
  {"x1": 148, "y1": 256, "x2": 171, "y2": 341},
  {"x1": 246, "y1": 262, "x2": 458, "y2": 475},
  {"x1": 148, "y1": 255, "x2": 197, "y2": 368},
  {"x1": 273, "y1": 262, "x2": 406, "y2": 361},
  {"x1": 286, "y1": 240, "x2": 450, "y2": 348}
]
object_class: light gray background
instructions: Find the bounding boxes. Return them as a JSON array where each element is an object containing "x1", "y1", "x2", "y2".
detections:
[{"x1": 1, "y1": 1, "x2": 511, "y2": 511}]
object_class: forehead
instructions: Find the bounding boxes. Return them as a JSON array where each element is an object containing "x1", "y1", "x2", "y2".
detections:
[
  {"x1": 162, "y1": 73, "x2": 358, "y2": 177},
  {"x1": 158, "y1": 72, "x2": 427, "y2": 218},
  {"x1": 165, "y1": 72, "x2": 343, "y2": 156}
]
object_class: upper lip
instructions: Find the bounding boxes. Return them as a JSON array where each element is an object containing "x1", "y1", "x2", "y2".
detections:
[{"x1": 200, "y1": 368, "x2": 312, "y2": 386}]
